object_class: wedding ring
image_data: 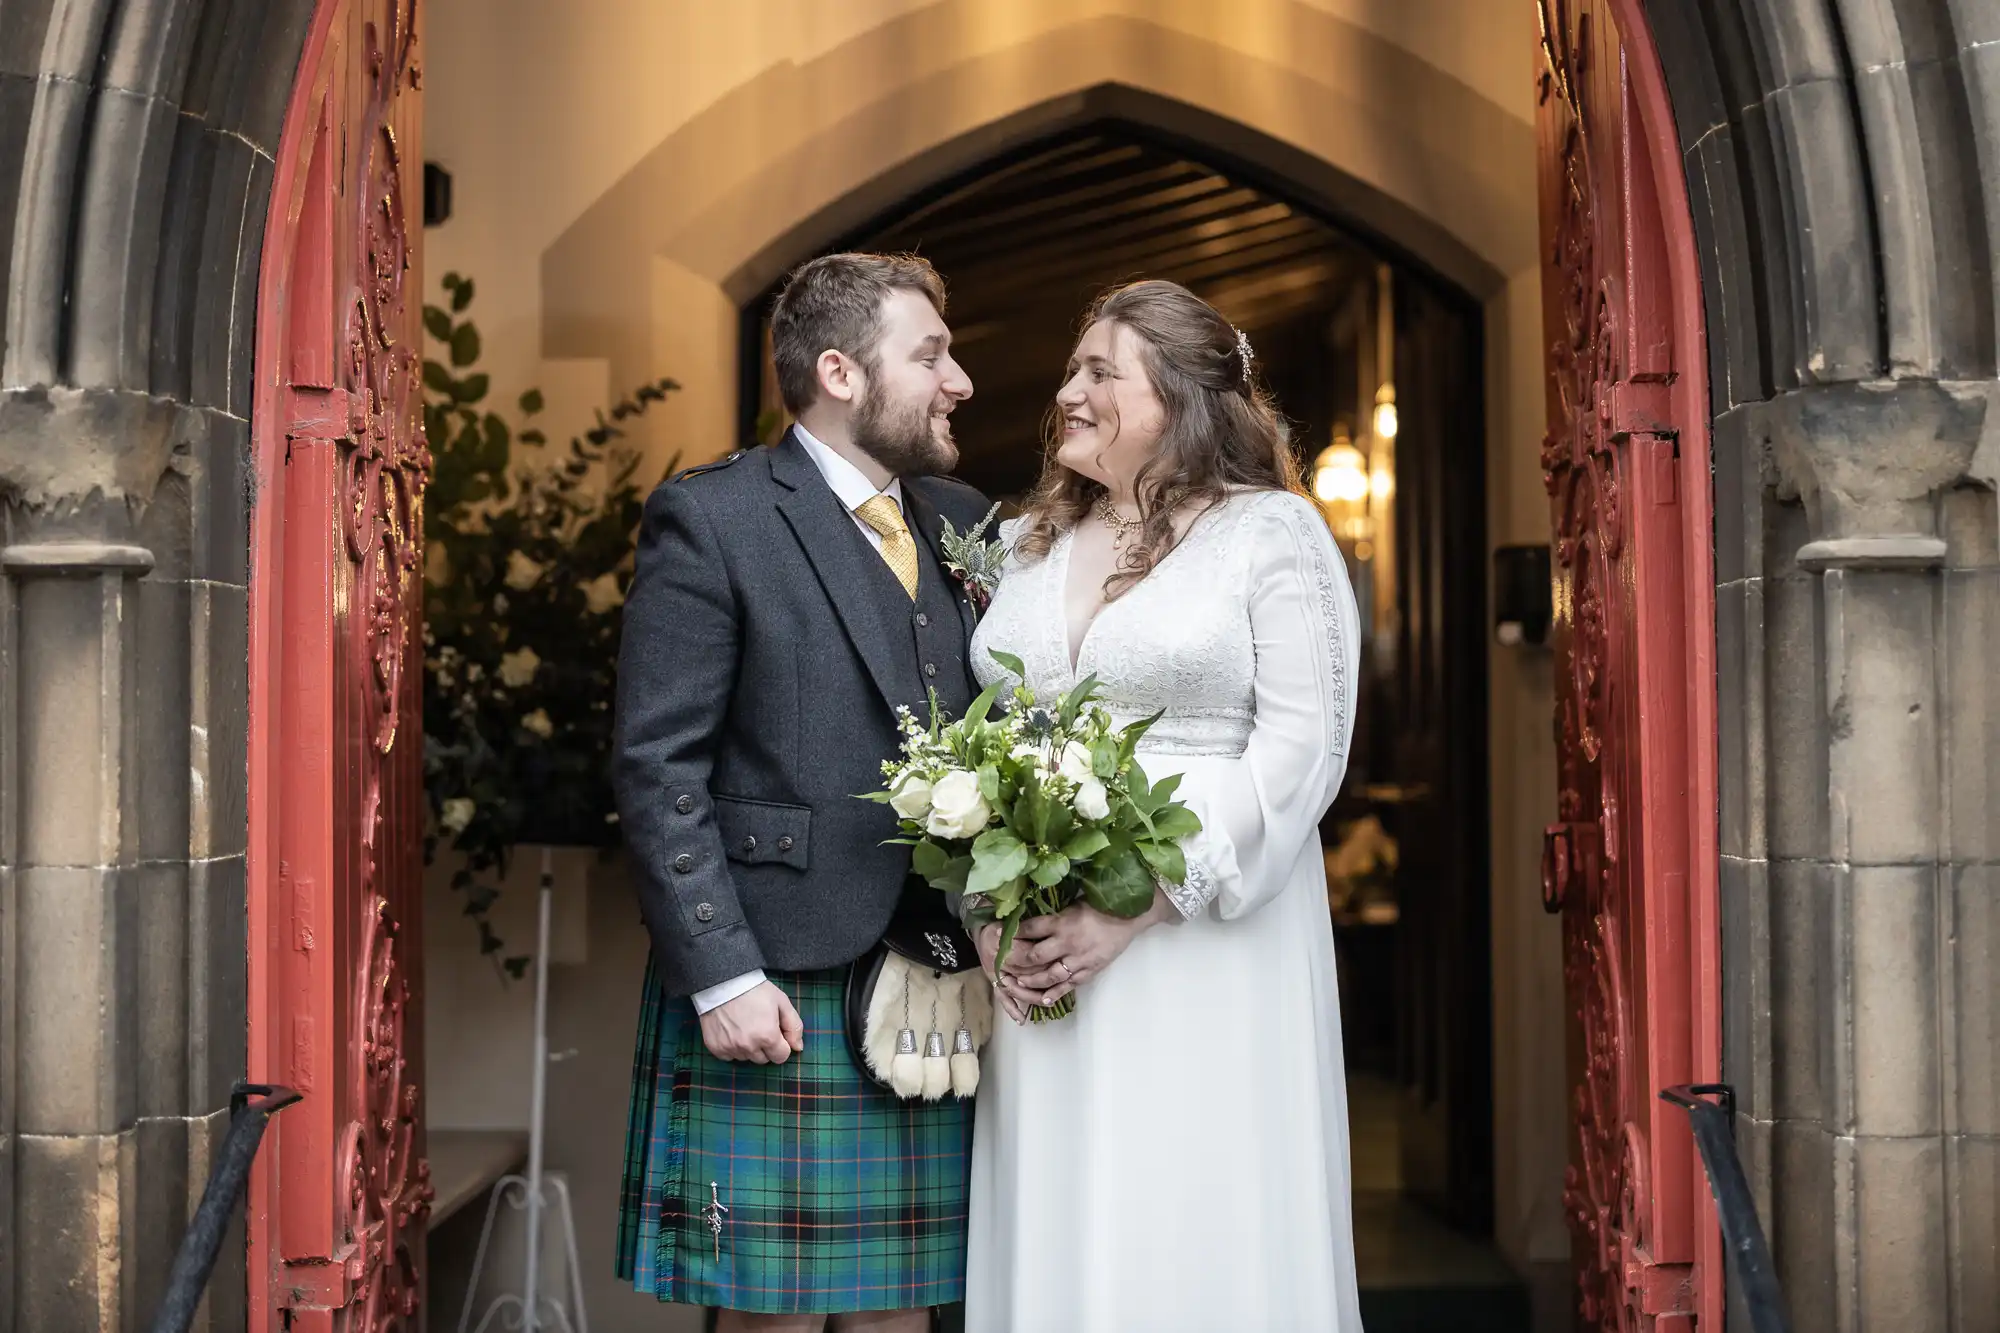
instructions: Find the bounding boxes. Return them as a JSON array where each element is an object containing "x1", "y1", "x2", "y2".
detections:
[{"x1": 1055, "y1": 959, "x2": 1073, "y2": 981}]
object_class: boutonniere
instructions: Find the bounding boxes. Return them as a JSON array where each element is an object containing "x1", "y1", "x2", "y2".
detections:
[{"x1": 937, "y1": 503, "x2": 1007, "y2": 613}]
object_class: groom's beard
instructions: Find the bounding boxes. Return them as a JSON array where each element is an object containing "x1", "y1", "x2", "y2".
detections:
[{"x1": 853, "y1": 383, "x2": 957, "y2": 478}]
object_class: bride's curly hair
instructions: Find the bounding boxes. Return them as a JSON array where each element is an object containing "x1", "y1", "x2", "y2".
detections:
[{"x1": 1012, "y1": 280, "x2": 1302, "y2": 596}]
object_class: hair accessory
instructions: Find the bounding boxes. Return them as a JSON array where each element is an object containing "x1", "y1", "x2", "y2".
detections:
[{"x1": 1232, "y1": 326, "x2": 1255, "y2": 386}]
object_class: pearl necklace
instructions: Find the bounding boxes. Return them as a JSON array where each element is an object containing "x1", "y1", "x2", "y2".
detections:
[{"x1": 1094, "y1": 494, "x2": 1141, "y2": 546}]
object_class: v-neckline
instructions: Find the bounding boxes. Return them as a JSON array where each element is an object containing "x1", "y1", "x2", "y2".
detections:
[{"x1": 1056, "y1": 503, "x2": 1220, "y2": 672}]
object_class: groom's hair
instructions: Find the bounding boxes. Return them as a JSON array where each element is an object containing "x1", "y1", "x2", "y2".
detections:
[{"x1": 770, "y1": 252, "x2": 948, "y2": 415}]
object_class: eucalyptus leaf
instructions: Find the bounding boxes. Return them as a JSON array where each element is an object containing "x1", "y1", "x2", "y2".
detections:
[
  {"x1": 1062, "y1": 828, "x2": 1111, "y2": 862},
  {"x1": 519, "y1": 388, "x2": 545, "y2": 415},
  {"x1": 1041, "y1": 796, "x2": 1074, "y2": 850},
  {"x1": 1138, "y1": 839, "x2": 1187, "y2": 884},
  {"x1": 1080, "y1": 850, "x2": 1156, "y2": 917},
  {"x1": 937, "y1": 854, "x2": 974, "y2": 895},
  {"x1": 987, "y1": 877, "x2": 1026, "y2": 920},
  {"x1": 963, "y1": 680, "x2": 1002, "y2": 726},
  {"x1": 1013, "y1": 776, "x2": 1054, "y2": 849},
  {"x1": 967, "y1": 838, "x2": 1030, "y2": 897},
  {"x1": 911, "y1": 839, "x2": 953, "y2": 883},
  {"x1": 423, "y1": 307, "x2": 452, "y2": 341},
  {"x1": 1092, "y1": 739, "x2": 1118, "y2": 779},
  {"x1": 1058, "y1": 673, "x2": 1100, "y2": 729},
  {"x1": 450, "y1": 275, "x2": 475, "y2": 311},
  {"x1": 995, "y1": 913, "x2": 1023, "y2": 972},
  {"x1": 987, "y1": 649, "x2": 1027, "y2": 682},
  {"x1": 972, "y1": 826, "x2": 1024, "y2": 858},
  {"x1": 453, "y1": 373, "x2": 490, "y2": 404}
]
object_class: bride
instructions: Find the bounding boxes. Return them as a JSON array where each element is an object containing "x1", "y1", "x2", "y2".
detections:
[{"x1": 963, "y1": 280, "x2": 1365, "y2": 1331}]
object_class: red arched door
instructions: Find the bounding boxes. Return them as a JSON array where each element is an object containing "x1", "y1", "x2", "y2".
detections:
[
  {"x1": 245, "y1": 1, "x2": 431, "y2": 1329},
  {"x1": 1536, "y1": 1, "x2": 1723, "y2": 1327}
]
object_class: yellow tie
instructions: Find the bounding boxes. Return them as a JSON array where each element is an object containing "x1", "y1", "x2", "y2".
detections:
[{"x1": 854, "y1": 494, "x2": 920, "y2": 599}]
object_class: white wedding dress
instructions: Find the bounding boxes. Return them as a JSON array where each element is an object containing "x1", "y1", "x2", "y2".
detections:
[{"x1": 965, "y1": 489, "x2": 1365, "y2": 1332}]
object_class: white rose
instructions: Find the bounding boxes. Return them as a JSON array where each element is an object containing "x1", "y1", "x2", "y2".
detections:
[
  {"x1": 505, "y1": 550, "x2": 545, "y2": 590},
  {"x1": 440, "y1": 797, "x2": 475, "y2": 835},
  {"x1": 1073, "y1": 777, "x2": 1111, "y2": 821},
  {"x1": 889, "y1": 773, "x2": 935, "y2": 820},
  {"x1": 1058, "y1": 741, "x2": 1095, "y2": 785},
  {"x1": 925, "y1": 770, "x2": 992, "y2": 840},
  {"x1": 582, "y1": 571, "x2": 625, "y2": 615},
  {"x1": 521, "y1": 708, "x2": 554, "y2": 738},
  {"x1": 498, "y1": 646, "x2": 541, "y2": 688}
]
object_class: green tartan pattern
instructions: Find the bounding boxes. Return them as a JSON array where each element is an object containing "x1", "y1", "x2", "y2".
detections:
[{"x1": 615, "y1": 961, "x2": 973, "y2": 1314}]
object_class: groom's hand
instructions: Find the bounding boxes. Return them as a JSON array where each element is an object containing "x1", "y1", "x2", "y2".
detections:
[{"x1": 700, "y1": 981, "x2": 806, "y2": 1064}]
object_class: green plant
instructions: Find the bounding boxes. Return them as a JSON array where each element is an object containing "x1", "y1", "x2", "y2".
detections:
[{"x1": 421, "y1": 270, "x2": 677, "y2": 976}]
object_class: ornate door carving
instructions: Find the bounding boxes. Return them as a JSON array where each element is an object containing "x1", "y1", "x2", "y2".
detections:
[
  {"x1": 247, "y1": 1, "x2": 431, "y2": 1329},
  {"x1": 1537, "y1": 1, "x2": 1721, "y2": 1328}
]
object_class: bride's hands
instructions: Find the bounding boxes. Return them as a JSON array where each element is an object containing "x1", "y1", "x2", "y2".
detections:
[
  {"x1": 976, "y1": 921, "x2": 1032, "y2": 1024},
  {"x1": 1003, "y1": 890, "x2": 1176, "y2": 1007}
]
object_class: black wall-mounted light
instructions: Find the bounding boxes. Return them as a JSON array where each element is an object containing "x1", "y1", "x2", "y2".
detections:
[
  {"x1": 1493, "y1": 544, "x2": 1552, "y2": 647},
  {"x1": 423, "y1": 162, "x2": 452, "y2": 227}
]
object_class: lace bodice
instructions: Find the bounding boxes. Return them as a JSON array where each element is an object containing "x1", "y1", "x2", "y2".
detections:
[{"x1": 971, "y1": 490, "x2": 1350, "y2": 759}]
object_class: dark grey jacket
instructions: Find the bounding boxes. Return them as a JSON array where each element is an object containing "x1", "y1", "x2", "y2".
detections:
[{"x1": 613, "y1": 428, "x2": 991, "y2": 996}]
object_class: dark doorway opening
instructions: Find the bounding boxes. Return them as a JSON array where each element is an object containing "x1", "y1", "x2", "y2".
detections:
[{"x1": 741, "y1": 121, "x2": 1516, "y2": 1328}]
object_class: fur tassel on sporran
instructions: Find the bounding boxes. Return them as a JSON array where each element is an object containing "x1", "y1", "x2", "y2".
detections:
[{"x1": 862, "y1": 952, "x2": 993, "y2": 1101}]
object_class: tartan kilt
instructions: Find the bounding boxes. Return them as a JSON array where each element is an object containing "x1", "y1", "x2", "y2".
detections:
[{"x1": 615, "y1": 959, "x2": 974, "y2": 1314}]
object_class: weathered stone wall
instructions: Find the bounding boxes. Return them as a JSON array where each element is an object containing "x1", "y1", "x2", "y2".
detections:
[
  {"x1": 0, "y1": 1, "x2": 313, "y2": 1329},
  {"x1": 1647, "y1": 1, "x2": 2000, "y2": 1327}
]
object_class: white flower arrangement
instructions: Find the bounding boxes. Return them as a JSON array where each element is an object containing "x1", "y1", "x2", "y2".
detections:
[{"x1": 863, "y1": 651, "x2": 1202, "y2": 1020}]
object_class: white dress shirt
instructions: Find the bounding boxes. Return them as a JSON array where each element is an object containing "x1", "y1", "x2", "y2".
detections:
[{"x1": 691, "y1": 425, "x2": 905, "y2": 1015}]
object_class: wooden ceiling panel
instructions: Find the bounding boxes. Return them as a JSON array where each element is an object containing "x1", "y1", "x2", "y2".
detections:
[{"x1": 808, "y1": 126, "x2": 1377, "y2": 497}]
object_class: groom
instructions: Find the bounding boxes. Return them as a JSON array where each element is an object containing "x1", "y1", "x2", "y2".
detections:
[{"x1": 612, "y1": 252, "x2": 990, "y2": 1332}]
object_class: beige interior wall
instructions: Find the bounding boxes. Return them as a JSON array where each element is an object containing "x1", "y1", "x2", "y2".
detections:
[{"x1": 422, "y1": 0, "x2": 1567, "y2": 1294}]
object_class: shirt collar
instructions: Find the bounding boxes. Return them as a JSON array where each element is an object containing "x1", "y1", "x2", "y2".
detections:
[{"x1": 793, "y1": 423, "x2": 902, "y2": 514}]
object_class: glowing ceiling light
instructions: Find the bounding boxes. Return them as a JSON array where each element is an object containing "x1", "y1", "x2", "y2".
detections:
[
  {"x1": 1372, "y1": 396, "x2": 1399, "y2": 441},
  {"x1": 1313, "y1": 442, "x2": 1370, "y2": 504}
]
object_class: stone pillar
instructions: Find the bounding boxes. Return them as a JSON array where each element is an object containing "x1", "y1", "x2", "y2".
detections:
[
  {"x1": 1, "y1": 541, "x2": 154, "y2": 1333},
  {"x1": 0, "y1": 392, "x2": 252, "y2": 1333},
  {"x1": 1720, "y1": 379, "x2": 2000, "y2": 1332}
]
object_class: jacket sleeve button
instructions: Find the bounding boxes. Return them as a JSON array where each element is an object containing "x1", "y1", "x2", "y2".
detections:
[
  {"x1": 673, "y1": 853, "x2": 694, "y2": 873},
  {"x1": 916, "y1": 613, "x2": 930, "y2": 627},
  {"x1": 676, "y1": 794, "x2": 695, "y2": 814},
  {"x1": 777, "y1": 836, "x2": 794, "y2": 853},
  {"x1": 742, "y1": 836, "x2": 758, "y2": 855},
  {"x1": 694, "y1": 903, "x2": 716, "y2": 923}
]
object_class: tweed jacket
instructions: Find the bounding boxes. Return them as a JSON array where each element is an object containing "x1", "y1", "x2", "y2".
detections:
[{"x1": 613, "y1": 428, "x2": 992, "y2": 996}]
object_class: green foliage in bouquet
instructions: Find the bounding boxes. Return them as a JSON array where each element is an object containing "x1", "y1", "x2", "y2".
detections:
[
  {"x1": 421, "y1": 271, "x2": 677, "y2": 976},
  {"x1": 863, "y1": 650, "x2": 1203, "y2": 1019}
]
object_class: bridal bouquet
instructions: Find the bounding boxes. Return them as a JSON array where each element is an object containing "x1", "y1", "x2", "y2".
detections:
[{"x1": 863, "y1": 651, "x2": 1202, "y2": 1020}]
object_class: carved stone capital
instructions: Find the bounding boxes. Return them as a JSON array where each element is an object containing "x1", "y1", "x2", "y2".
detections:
[
  {"x1": 1763, "y1": 380, "x2": 1994, "y2": 569},
  {"x1": 0, "y1": 543, "x2": 154, "y2": 576},
  {"x1": 0, "y1": 386, "x2": 197, "y2": 509}
]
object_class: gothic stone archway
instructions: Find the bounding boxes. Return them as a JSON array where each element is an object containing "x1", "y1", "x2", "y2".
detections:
[{"x1": 7, "y1": 1, "x2": 1996, "y2": 1329}]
